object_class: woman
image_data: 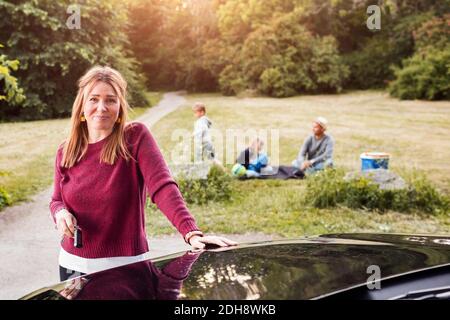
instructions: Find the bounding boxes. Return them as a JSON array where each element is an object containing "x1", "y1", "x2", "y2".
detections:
[{"x1": 49, "y1": 66, "x2": 236, "y2": 281}]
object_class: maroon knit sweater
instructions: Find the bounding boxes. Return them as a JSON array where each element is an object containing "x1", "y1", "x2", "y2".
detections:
[{"x1": 49, "y1": 122, "x2": 200, "y2": 258}]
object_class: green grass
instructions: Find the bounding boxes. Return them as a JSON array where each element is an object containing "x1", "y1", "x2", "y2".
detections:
[
  {"x1": 146, "y1": 91, "x2": 164, "y2": 108},
  {"x1": 127, "y1": 92, "x2": 163, "y2": 119},
  {"x1": 0, "y1": 91, "x2": 162, "y2": 209},
  {"x1": 145, "y1": 91, "x2": 450, "y2": 237},
  {"x1": 1, "y1": 90, "x2": 448, "y2": 237},
  {"x1": 147, "y1": 179, "x2": 450, "y2": 237},
  {"x1": 0, "y1": 118, "x2": 70, "y2": 204}
]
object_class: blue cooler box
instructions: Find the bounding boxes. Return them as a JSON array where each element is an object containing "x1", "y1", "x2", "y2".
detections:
[{"x1": 360, "y1": 152, "x2": 390, "y2": 171}]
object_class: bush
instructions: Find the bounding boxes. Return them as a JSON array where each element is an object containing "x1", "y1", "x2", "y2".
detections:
[
  {"x1": 218, "y1": 11, "x2": 349, "y2": 97},
  {"x1": 218, "y1": 65, "x2": 248, "y2": 96},
  {"x1": 389, "y1": 47, "x2": 450, "y2": 100},
  {"x1": 176, "y1": 165, "x2": 233, "y2": 205},
  {"x1": 405, "y1": 171, "x2": 450, "y2": 215},
  {"x1": 0, "y1": 43, "x2": 25, "y2": 106},
  {"x1": 303, "y1": 168, "x2": 449, "y2": 214},
  {"x1": 0, "y1": 0, "x2": 148, "y2": 121},
  {"x1": 388, "y1": 14, "x2": 450, "y2": 100},
  {"x1": 343, "y1": 36, "x2": 400, "y2": 89},
  {"x1": 0, "y1": 187, "x2": 11, "y2": 210},
  {"x1": 412, "y1": 14, "x2": 449, "y2": 52}
]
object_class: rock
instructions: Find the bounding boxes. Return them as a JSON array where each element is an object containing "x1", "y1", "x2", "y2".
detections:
[
  {"x1": 344, "y1": 169, "x2": 407, "y2": 190},
  {"x1": 169, "y1": 161, "x2": 213, "y2": 180}
]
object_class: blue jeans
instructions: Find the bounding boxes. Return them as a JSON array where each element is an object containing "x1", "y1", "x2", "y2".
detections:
[
  {"x1": 291, "y1": 158, "x2": 333, "y2": 175},
  {"x1": 59, "y1": 266, "x2": 86, "y2": 281}
]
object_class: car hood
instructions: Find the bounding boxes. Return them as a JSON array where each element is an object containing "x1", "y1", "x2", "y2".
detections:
[{"x1": 21, "y1": 233, "x2": 450, "y2": 300}]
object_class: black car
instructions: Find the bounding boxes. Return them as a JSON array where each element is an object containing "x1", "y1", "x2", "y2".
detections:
[{"x1": 21, "y1": 233, "x2": 450, "y2": 300}]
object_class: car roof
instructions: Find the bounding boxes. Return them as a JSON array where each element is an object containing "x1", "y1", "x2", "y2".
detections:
[{"x1": 22, "y1": 233, "x2": 450, "y2": 300}]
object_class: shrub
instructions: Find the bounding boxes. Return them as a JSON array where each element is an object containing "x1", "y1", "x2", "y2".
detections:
[
  {"x1": 0, "y1": 44, "x2": 25, "y2": 106},
  {"x1": 412, "y1": 14, "x2": 449, "y2": 52},
  {"x1": 303, "y1": 168, "x2": 449, "y2": 214},
  {"x1": 343, "y1": 35, "x2": 400, "y2": 89},
  {"x1": 405, "y1": 171, "x2": 450, "y2": 215},
  {"x1": 389, "y1": 14, "x2": 450, "y2": 101},
  {"x1": 0, "y1": 1, "x2": 148, "y2": 121},
  {"x1": 218, "y1": 12, "x2": 349, "y2": 97},
  {"x1": 389, "y1": 47, "x2": 450, "y2": 100},
  {"x1": 218, "y1": 65, "x2": 248, "y2": 96},
  {"x1": 0, "y1": 187, "x2": 11, "y2": 210},
  {"x1": 176, "y1": 165, "x2": 233, "y2": 205}
]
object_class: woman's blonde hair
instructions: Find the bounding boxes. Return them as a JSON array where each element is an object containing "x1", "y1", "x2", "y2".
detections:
[{"x1": 61, "y1": 66, "x2": 134, "y2": 168}]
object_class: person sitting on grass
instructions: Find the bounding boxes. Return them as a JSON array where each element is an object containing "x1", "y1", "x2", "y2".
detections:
[
  {"x1": 235, "y1": 138, "x2": 271, "y2": 178},
  {"x1": 292, "y1": 117, "x2": 334, "y2": 175}
]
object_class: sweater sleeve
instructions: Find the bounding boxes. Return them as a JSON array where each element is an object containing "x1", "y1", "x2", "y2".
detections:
[
  {"x1": 296, "y1": 135, "x2": 312, "y2": 164},
  {"x1": 49, "y1": 148, "x2": 67, "y2": 224},
  {"x1": 153, "y1": 182, "x2": 201, "y2": 237},
  {"x1": 161, "y1": 251, "x2": 201, "y2": 281},
  {"x1": 156, "y1": 252, "x2": 201, "y2": 299},
  {"x1": 134, "y1": 123, "x2": 200, "y2": 237}
]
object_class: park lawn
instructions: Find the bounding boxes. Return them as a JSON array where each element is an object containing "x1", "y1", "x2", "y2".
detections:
[
  {"x1": 0, "y1": 92, "x2": 161, "y2": 208},
  {"x1": 145, "y1": 91, "x2": 163, "y2": 109},
  {"x1": 146, "y1": 91, "x2": 450, "y2": 237}
]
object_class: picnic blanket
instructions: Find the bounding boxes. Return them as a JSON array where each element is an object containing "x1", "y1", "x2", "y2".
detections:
[{"x1": 239, "y1": 165, "x2": 305, "y2": 180}]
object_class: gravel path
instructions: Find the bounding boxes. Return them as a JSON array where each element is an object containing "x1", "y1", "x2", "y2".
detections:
[{"x1": 0, "y1": 92, "x2": 272, "y2": 300}]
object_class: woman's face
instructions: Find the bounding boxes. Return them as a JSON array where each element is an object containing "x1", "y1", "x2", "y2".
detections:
[{"x1": 83, "y1": 81, "x2": 120, "y2": 131}]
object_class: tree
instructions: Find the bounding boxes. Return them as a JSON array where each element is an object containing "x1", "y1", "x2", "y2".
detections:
[
  {"x1": 389, "y1": 14, "x2": 450, "y2": 100},
  {"x1": 0, "y1": 43, "x2": 25, "y2": 110},
  {"x1": 0, "y1": 0, "x2": 147, "y2": 121},
  {"x1": 217, "y1": 7, "x2": 349, "y2": 96}
]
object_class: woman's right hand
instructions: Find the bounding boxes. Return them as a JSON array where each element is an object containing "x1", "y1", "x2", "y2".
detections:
[{"x1": 55, "y1": 209, "x2": 77, "y2": 239}]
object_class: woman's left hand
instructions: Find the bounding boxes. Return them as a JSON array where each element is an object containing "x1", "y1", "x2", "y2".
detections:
[
  {"x1": 59, "y1": 277, "x2": 89, "y2": 300},
  {"x1": 189, "y1": 235, "x2": 238, "y2": 250}
]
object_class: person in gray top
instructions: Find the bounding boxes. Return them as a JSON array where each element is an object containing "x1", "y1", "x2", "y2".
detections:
[
  {"x1": 192, "y1": 102, "x2": 215, "y2": 162},
  {"x1": 292, "y1": 117, "x2": 334, "y2": 174}
]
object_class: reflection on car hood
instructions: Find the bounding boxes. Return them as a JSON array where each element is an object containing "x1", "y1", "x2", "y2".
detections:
[{"x1": 21, "y1": 233, "x2": 450, "y2": 300}]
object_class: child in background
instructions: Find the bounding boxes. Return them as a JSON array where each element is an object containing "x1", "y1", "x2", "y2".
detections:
[
  {"x1": 192, "y1": 102, "x2": 216, "y2": 162},
  {"x1": 235, "y1": 138, "x2": 271, "y2": 178}
]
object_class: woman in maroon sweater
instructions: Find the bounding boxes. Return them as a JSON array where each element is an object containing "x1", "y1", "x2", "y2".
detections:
[{"x1": 50, "y1": 66, "x2": 236, "y2": 281}]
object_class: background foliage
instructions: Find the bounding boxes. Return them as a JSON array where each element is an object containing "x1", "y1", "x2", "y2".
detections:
[
  {"x1": 304, "y1": 168, "x2": 449, "y2": 215},
  {"x1": 176, "y1": 165, "x2": 232, "y2": 205},
  {"x1": 0, "y1": 43, "x2": 25, "y2": 106},
  {"x1": 0, "y1": 0, "x2": 147, "y2": 121},
  {"x1": 0, "y1": 0, "x2": 448, "y2": 121}
]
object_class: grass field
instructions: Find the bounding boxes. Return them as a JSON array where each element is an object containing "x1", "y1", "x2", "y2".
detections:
[
  {"x1": 1, "y1": 90, "x2": 448, "y2": 237},
  {"x1": 146, "y1": 91, "x2": 450, "y2": 237},
  {"x1": 0, "y1": 92, "x2": 161, "y2": 207}
]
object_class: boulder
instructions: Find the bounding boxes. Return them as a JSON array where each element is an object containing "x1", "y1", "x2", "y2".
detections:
[
  {"x1": 169, "y1": 161, "x2": 213, "y2": 180},
  {"x1": 344, "y1": 169, "x2": 406, "y2": 190}
]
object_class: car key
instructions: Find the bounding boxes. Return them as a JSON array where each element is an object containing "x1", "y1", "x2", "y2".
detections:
[{"x1": 74, "y1": 225, "x2": 83, "y2": 248}]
